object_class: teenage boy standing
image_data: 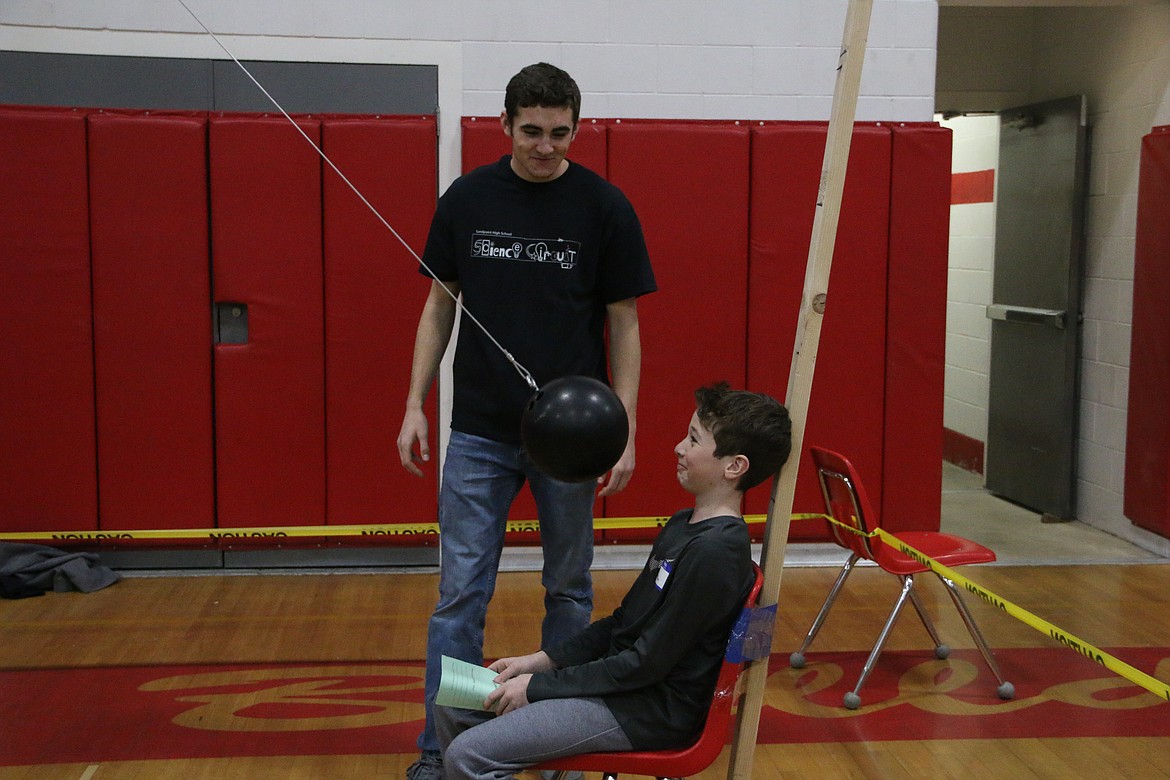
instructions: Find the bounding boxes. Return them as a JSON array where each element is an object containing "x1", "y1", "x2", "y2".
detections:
[{"x1": 398, "y1": 62, "x2": 657, "y2": 780}]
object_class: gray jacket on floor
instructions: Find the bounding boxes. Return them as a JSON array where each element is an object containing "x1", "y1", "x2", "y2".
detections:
[{"x1": 0, "y1": 542, "x2": 120, "y2": 597}]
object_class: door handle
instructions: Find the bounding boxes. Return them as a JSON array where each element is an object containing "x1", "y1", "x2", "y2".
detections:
[{"x1": 985, "y1": 304, "x2": 1066, "y2": 329}]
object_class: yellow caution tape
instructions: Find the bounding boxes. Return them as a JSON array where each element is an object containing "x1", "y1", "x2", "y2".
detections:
[{"x1": 0, "y1": 512, "x2": 827, "y2": 543}]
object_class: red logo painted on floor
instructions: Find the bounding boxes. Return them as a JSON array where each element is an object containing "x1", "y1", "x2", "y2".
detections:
[
  {"x1": 1, "y1": 649, "x2": 1167, "y2": 766},
  {"x1": 761, "y1": 648, "x2": 1170, "y2": 743}
]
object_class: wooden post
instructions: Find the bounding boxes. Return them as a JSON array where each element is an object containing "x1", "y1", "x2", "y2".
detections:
[{"x1": 727, "y1": 1, "x2": 873, "y2": 777}]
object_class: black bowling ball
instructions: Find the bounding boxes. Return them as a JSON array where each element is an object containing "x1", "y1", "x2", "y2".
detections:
[{"x1": 521, "y1": 375, "x2": 629, "y2": 483}]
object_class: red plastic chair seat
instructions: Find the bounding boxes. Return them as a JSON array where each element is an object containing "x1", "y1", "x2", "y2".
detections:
[{"x1": 875, "y1": 530, "x2": 997, "y2": 575}]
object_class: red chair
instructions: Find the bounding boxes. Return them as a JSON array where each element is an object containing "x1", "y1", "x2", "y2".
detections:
[
  {"x1": 537, "y1": 562, "x2": 765, "y2": 780},
  {"x1": 790, "y1": 446, "x2": 1015, "y2": 709}
]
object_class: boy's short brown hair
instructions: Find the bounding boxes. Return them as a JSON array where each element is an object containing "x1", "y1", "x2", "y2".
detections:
[{"x1": 695, "y1": 382, "x2": 792, "y2": 491}]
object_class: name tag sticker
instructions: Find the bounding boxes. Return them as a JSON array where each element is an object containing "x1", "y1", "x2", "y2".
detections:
[{"x1": 655, "y1": 560, "x2": 673, "y2": 590}]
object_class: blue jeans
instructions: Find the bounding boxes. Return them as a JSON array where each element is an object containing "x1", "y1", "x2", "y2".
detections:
[{"x1": 417, "y1": 431, "x2": 597, "y2": 754}]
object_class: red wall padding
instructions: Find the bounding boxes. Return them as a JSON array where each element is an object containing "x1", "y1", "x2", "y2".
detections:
[
  {"x1": 210, "y1": 117, "x2": 326, "y2": 527},
  {"x1": 747, "y1": 123, "x2": 892, "y2": 539},
  {"x1": 88, "y1": 112, "x2": 216, "y2": 530},
  {"x1": 0, "y1": 106, "x2": 951, "y2": 546},
  {"x1": 0, "y1": 108, "x2": 97, "y2": 532},
  {"x1": 461, "y1": 116, "x2": 608, "y2": 178},
  {"x1": 1125, "y1": 125, "x2": 1170, "y2": 537},
  {"x1": 602, "y1": 121, "x2": 751, "y2": 539},
  {"x1": 322, "y1": 117, "x2": 439, "y2": 528},
  {"x1": 884, "y1": 124, "x2": 951, "y2": 532}
]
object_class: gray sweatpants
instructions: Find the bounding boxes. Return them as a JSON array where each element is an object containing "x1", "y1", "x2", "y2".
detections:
[{"x1": 435, "y1": 698, "x2": 633, "y2": 780}]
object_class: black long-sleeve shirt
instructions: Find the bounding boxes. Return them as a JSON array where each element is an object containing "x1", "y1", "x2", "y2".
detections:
[{"x1": 526, "y1": 509, "x2": 753, "y2": 749}]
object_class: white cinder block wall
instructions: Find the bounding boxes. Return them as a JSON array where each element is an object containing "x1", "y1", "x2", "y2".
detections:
[
  {"x1": 940, "y1": 114, "x2": 998, "y2": 449},
  {"x1": 0, "y1": 0, "x2": 939, "y2": 126},
  {"x1": 1032, "y1": 6, "x2": 1170, "y2": 556}
]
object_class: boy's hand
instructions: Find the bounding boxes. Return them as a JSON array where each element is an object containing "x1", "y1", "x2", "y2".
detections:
[
  {"x1": 485, "y1": 673, "x2": 532, "y2": 715},
  {"x1": 396, "y1": 408, "x2": 430, "y2": 477},
  {"x1": 598, "y1": 441, "x2": 635, "y2": 497},
  {"x1": 489, "y1": 651, "x2": 554, "y2": 681}
]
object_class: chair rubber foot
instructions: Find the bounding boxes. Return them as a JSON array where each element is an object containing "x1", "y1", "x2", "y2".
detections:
[
  {"x1": 843, "y1": 691, "x2": 861, "y2": 710},
  {"x1": 997, "y1": 681, "x2": 1015, "y2": 700},
  {"x1": 935, "y1": 644, "x2": 950, "y2": 660},
  {"x1": 790, "y1": 652, "x2": 806, "y2": 669}
]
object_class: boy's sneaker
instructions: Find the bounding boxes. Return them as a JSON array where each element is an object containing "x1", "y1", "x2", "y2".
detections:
[{"x1": 406, "y1": 751, "x2": 442, "y2": 780}]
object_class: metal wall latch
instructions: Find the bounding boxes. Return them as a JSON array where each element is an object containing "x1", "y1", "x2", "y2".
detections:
[{"x1": 214, "y1": 302, "x2": 248, "y2": 344}]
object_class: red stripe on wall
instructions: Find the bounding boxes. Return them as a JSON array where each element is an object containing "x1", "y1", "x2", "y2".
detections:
[
  {"x1": 943, "y1": 427, "x2": 985, "y2": 475},
  {"x1": 951, "y1": 169, "x2": 995, "y2": 204}
]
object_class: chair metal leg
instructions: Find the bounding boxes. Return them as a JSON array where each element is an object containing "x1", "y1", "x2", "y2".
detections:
[
  {"x1": 907, "y1": 581, "x2": 951, "y2": 659},
  {"x1": 936, "y1": 575, "x2": 1015, "y2": 700},
  {"x1": 845, "y1": 574, "x2": 916, "y2": 709},
  {"x1": 790, "y1": 553, "x2": 860, "y2": 669}
]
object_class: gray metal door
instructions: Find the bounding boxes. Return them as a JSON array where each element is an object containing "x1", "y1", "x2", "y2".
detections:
[{"x1": 985, "y1": 96, "x2": 1088, "y2": 519}]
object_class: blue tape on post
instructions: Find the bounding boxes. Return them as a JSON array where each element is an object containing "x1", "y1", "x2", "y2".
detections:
[{"x1": 725, "y1": 603, "x2": 778, "y2": 663}]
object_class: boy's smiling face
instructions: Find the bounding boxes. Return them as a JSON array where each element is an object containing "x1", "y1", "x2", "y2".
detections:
[
  {"x1": 502, "y1": 105, "x2": 578, "y2": 182},
  {"x1": 674, "y1": 411, "x2": 729, "y2": 495}
]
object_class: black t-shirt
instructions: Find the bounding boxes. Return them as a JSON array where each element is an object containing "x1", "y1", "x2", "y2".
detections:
[
  {"x1": 527, "y1": 510, "x2": 753, "y2": 750},
  {"x1": 420, "y1": 156, "x2": 656, "y2": 444}
]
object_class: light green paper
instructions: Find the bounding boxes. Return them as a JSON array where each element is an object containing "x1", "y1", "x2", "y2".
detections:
[{"x1": 435, "y1": 655, "x2": 499, "y2": 710}]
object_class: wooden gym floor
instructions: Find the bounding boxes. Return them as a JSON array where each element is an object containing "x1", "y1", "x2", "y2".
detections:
[{"x1": 2, "y1": 466, "x2": 1169, "y2": 779}]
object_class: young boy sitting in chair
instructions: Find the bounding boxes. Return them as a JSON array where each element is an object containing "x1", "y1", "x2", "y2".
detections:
[{"x1": 435, "y1": 382, "x2": 792, "y2": 780}]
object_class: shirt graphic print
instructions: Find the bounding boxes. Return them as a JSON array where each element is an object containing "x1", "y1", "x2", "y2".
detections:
[{"x1": 471, "y1": 231, "x2": 581, "y2": 270}]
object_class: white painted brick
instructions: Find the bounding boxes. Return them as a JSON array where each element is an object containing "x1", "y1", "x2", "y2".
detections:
[
  {"x1": 893, "y1": 0, "x2": 938, "y2": 50},
  {"x1": 561, "y1": 44, "x2": 659, "y2": 94},
  {"x1": 1097, "y1": 321, "x2": 1131, "y2": 369},
  {"x1": 947, "y1": 300, "x2": 992, "y2": 338},
  {"x1": 1082, "y1": 278, "x2": 1133, "y2": 327},
  {"x1": 1079, "y1": 359, "x2": 1114, "y2": 406},
  {"x1": 945, "y1": 364, "x2": 982, "y2": 406},
  {"x1": 607, "y1": 0, "x2": 709, "y2": 45},
  {"x1": 496, "y1": 1, "x2": 610, "y2": 45},
  {"x1": 699, "y1": 96, "x2": 770, "y2": 121},
  {"x1": 0, "y1": 0, "x2": 53, "y2": 26},
  {"x1": 948, "y1": 204, "x2": 996, "y2": 242},
  {"x1": 797, "y1": 0, "x2": 847, "y2": 47},
  {"x1": 946, "y1": 335, "x2": 990, "y2": 376},
  {"x1": 942, "y1": 397, "x2": 986, "y2": 441},
  {"x1": 861, "y1": 48, "x2": 935, "y2": 97},
  {"x1": 1096, "y1": 403, "x2": 1129, "y2": 452},
  {"x1": 954, "y1": 268, "x2": 992, "y2": 306},
  {"x1": 785, "y1": 47, "x2": 839, "y2": 97},
  {"x1": 867, "y1": 1, "x2": 897, "y2": 48},
  {"x1": 657, "y1": 45, "x2": 753, "y2": 95},
  {"x1": 449, "y1": 3, "x2": 517, "y2": 42},
  {"x1": 606, "y1": 92, "x2": 705, "y2": 120},
  {"x1": 751, "y1": 48, "x2": 808, "y2": 97},
  {"x1": 461, "y1": 92, "x2": 501, "y2": 119},
  {"x1": 699, "y1": 0, "x2": 801, "y2": 47},
  {"x1": 857, "y1": 96, "x2": 899, "y2": 122},
  {"x1": 462, "y1": 42, "x2": 564, "y2": 92},
  {"x1": 1085, "y1": 236, "x2": 1136, "y2": 282}
]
